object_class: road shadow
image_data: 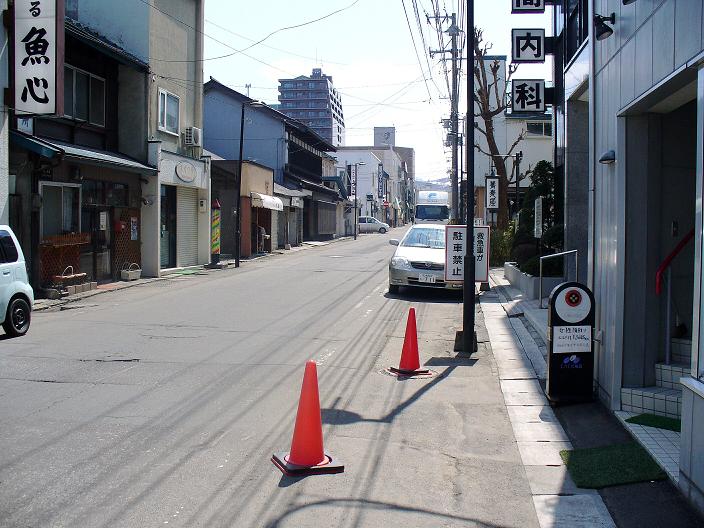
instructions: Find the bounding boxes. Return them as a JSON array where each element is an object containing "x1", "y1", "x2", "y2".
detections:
[{"x1": 385, "y1": 287, "x2": 463, "y2": 304}]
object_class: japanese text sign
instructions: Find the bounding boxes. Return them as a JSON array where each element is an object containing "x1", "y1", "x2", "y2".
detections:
[
  {"x1": 512, "y1": 29, "x2": 545, "y2": 63},
  {"x1": 512, "y1": 0, "x2": 545, "y2": 13},
  {"x1": 378, "y1": 164, "x2": 384, "y2": 198},
  {"x1": 485, "y1": 176, "x2": 499, "y2": 210},
  {"x1": 444, "y1": 225, "x2": 490, "y2": 283},
  {"x1": 512, "y1": 80, "x2": 545, "y2": 112},
  {"x1": 534, "y1": 197, "x2": 543, "y2": 238},
  {"x1": 350, "y1": 165, "x2": 357, "y2": 197},
  {"x1": 15, "y1": 0, "x2": 61, "y2": 115}
]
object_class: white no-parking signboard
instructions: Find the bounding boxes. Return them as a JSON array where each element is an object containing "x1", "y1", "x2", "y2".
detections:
[{"x1": 445, "y1": 225, "x2": 490, "y2": 283}]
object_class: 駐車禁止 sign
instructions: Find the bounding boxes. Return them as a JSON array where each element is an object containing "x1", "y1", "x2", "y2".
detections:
[{"x1": 444, "y1": 225, "x2": 490, "y2": 283}]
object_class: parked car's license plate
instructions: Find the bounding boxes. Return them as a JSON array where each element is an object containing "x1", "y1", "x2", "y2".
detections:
[{"x1": 418, "y1": 273, "x2": 436, "y2": 283}]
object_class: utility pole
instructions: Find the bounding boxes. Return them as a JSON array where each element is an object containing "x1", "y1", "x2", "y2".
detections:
[
  {"x1": 430, "y1": 13, "x2": 461, "y2": 221},
  {"x1": 463, "y1": 2, "x2": 475, "y2": 355},
  {"x1": 514, "y1": 151, "x2": 523, "y2": 217}
]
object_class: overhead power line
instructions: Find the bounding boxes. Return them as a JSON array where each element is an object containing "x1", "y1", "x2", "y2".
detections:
[{"x1": 401, "y1": 0, "x2": 433, "y2": 100}]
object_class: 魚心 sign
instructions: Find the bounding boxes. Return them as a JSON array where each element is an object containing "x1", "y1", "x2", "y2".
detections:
[
  {"x1": 15, "y1": 0, "x2": 62, "y2": 115},
  {"x1": 444, "y1": 225, "x2": 490, "y2": 283},
  {"x1": 512, "y1": 80, "x2": 545, "y2": 113}
]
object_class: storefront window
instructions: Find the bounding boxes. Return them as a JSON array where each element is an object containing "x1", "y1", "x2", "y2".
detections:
[
  {"x1": 81, "y1": 180, "x2": 129, "y2": 207},
  {"x1": 40, "y1": 183, "x2": 80, "y2": 238}
]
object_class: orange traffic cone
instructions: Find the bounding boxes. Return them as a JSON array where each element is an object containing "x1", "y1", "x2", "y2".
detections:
[
  {"x1": 388, "y1": 308, "x2": 431, "y2": 377},
  {"x1": 272, "y1": 361, "x2": 344, "y2": 476}
]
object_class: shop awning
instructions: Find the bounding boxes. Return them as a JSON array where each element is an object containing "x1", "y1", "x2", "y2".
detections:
[
  {"x1": 10, "y1": 130, "x2": 62, "y2": 159},
  {"x1": 40, "y1": 138, "x2": 158, "y2": 175},
  {"x1": 251, "y1": 192, "x2": 284, "y2": 211}
]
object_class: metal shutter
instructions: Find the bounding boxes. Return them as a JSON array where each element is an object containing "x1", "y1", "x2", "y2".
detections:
[
  {"x1": 177, "y1": 187, "x2": 199, "y2": 267},
  {"x1": 317, "y1": 202, "x2": 336, "y2": 235}
]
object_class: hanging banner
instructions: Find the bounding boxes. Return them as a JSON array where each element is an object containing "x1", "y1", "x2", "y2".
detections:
[
  {"x1": 485, "y1": 176, "x2": 499, "y2": 210},
  {"x1": 512, "y1": 79, "x2": 546, "y2": 112},
  {"x1": 14, "y1": 0, "x2": 64, "y2": 115},
  {"x1": 444, "y1": 225, "x2": 490, "y2": 283}
]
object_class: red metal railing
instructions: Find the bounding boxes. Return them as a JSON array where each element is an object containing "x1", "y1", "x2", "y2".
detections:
[{"x1": 655, "y1": 228, "x2": 694, "y2": 295}]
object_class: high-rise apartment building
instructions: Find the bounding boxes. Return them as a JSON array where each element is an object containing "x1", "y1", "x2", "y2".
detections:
[{"x1": 278, "y1": 68, "x2": 345, "y2": 147}]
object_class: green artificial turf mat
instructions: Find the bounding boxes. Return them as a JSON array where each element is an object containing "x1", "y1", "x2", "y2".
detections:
[
  {"x1": 625, "y1": 413, "x2": 681, "y2": 432},
  {"x1": 560, "y1": 442, "x2": 667, "y2": 489}
]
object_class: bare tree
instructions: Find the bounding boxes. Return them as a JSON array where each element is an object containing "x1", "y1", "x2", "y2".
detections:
[{"x1": 473, "y1": 28, "x2": 526, "y2": 229}]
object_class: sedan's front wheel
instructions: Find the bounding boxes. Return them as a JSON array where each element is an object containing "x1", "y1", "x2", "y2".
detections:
[
  {"x1": 379, "y1": 227, "x2": 387, "y2": 234},
  {"x1": 3, "y1": 297, "x2": 31, "y2": 337}
]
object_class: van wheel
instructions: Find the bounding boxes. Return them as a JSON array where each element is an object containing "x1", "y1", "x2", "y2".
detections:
[
  {"x1": 379, "y1": 227, "x2": 387, "y2": 234},
  {"x1": 3, "y1": 297, "x2": 31, "y2": 337}
]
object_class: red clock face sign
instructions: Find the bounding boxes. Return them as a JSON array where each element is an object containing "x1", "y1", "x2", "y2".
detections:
[
  {"x1": 555, "y1": 286, "x2": 591, "y2": 323},
  {"x1": 565, "y1": 289, "x2": 582, "y2": 307}
]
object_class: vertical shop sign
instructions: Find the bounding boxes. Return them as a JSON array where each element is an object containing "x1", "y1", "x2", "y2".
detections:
[{"x1": 15, "y1": 0, "x2": 63, "y2": 115}]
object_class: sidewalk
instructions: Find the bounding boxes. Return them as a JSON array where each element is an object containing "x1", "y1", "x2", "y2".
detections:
[{"x1": 483, "y1": 267, "x2": 704, "y2": 528}]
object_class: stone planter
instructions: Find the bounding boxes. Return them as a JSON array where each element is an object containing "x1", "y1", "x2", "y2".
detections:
[{"x1": 503, "y1": 262, "x2": 564, "y2": 301}]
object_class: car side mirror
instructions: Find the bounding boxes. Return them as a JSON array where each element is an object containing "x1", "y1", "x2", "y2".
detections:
[{"x1": 389, "y1": 239, "x2": 399, "y2": 246}]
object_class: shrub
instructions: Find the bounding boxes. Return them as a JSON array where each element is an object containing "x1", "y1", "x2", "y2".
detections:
[
  {"x1": 490, "y1": 227, "x2": 514, "y2": 266},
  {"x1": 511, "y1": 243, "x2": 537, "y2": 266},
  {"x1": 519, "y1": 255, "x2": 564, "y2": 277}
]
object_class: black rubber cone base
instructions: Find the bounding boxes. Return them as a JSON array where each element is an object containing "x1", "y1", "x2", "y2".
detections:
[
  {"x1": 386, "y1": 366, "x2": 434, "y2": 378},
  {"x1": 271, "y1": 452, "x2": 344, "y2": 476}
]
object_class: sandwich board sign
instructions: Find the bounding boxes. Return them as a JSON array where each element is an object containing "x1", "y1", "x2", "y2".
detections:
[{"x1": 546, "y1": 282, "x2": 595, "y2": 403}]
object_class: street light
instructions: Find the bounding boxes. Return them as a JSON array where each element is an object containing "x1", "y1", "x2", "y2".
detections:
[
  {"x1": 235, "y1": 99, "x2": 265, "y2": 268},
  {"x1": 351, "y1": 162, "x2": 365, "y2": 240}
]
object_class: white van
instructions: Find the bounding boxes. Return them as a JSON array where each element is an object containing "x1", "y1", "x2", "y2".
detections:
[{"x1": 0, "y1": 226, "x2": 33, "y2": 337}]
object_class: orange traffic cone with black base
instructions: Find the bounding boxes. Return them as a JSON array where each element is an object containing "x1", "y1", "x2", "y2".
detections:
[
  {"x1": 388, "y1": 308, "x2": 431, "y2": 377},
  {"x1": 272, "y1": 360, "x2": 344, "y2": 476}
]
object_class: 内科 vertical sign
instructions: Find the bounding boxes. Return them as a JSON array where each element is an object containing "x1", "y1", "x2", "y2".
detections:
[
  {"x1": 485, "y1": 176, "x2": 499, "y2": 210},
  {"x1": 445, "y1": 225, "x2": 490, "y2": 283},
  {"x1": 534, "y1": 197, "x2": 543, "y2": 238},
  {"x1": 15, "y1": 0, "x2": 62, "y2": 115},
  {"x1": 512, "y1": 29, "x2": 546, "y2": 63},
  {"x1": 512, "y1": 80, "x2": 545, "y2": 112},
  {"x1": 512, "y1": 0, "x2": 545, "y2": 13}
]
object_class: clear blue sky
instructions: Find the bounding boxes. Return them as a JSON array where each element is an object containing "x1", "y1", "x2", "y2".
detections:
[{"x1": 203, "y1": 1, "x2": 552, "y2": 181}]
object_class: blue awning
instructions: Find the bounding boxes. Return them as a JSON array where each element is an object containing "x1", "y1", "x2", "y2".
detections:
[{"x1": 10, "y1": 131, "x2": 62, "y2": 159}]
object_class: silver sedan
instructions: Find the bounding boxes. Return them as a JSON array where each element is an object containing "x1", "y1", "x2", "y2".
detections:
[{"x1": 388, "y1": 224, "x2": 463, "y2": 293}]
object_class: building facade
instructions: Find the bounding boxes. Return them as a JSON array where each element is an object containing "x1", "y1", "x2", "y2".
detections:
[
  {"x1": 278, "y1": 68, "x2": 345, "y2": 147},
  {"x1": 204, "y1": 79, "x2": 341, "y2": 244},
  {"x1": 552, "y1": 0, "x2": 704, "y2": 514}
]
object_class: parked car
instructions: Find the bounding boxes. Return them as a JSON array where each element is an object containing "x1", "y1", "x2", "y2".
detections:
[
  {"x1": 388, "y1": 224, "x2": 462, "y2": 293},
  {"x1": 358, "y1": 216, "x2": 390, "y2": 234},
  {"x1": 0, "y1": 226, "x2": 33, "y2": 337}
]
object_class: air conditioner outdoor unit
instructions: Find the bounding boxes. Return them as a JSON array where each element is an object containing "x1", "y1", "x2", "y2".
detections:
[{"x1": 184, "y1": 126, "x2": 202, "y2": 147}]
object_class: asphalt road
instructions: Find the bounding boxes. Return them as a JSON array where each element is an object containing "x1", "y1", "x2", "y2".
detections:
[{"x1": 0, "y1": 227, "x2": 537, "y2": 528}]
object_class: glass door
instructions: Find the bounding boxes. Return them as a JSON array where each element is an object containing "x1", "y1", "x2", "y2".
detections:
[{"x1": 160, "y1": 185, "x2": 176, "y2": 268}]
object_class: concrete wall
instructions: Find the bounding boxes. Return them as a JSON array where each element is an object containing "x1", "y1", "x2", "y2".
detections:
[
  {"x1": 148, "y1": 0, "x2": 202, "y2": 155},
  {"x1": 117, "y1": 65, "x2": 148, "y2": 162}
]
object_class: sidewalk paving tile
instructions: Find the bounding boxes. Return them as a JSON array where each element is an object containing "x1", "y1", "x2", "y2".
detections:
[
  {"x1": 523, "y1": 465, "x2": 597, "y2": 496},
  {"x1": 532, "y1": 495, "x2": 616, "y2": 528},
  {"x1": 517, "y1": 441, "x2": 573, "y2": 466}
]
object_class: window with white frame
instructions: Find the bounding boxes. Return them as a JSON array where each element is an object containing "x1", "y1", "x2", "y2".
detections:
[
  {"x1": 63, "y1": 65, "x2": 105, "y2": 127},
  {"x1": 158, "y1": 89, "x2": 180, "y2": 135},
  {"x1": 526, "y1": 121, "x2": 552, "y2": 136},
  {"x1": 40, "y1": 182, "x2": 81, "y2": 239}
]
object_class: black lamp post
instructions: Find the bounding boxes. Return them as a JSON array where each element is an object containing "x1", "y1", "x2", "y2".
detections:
[{"x1": 463, "y1": 0, "x2": 475, "y2": 354}]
